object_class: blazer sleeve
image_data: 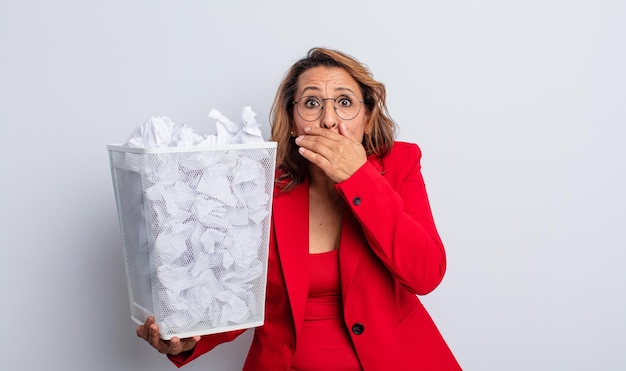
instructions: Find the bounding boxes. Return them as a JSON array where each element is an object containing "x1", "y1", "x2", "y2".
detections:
[
  {"x1": 167, "y1": 329, "x2": 246, "y2": 368},
  {"x1": 335, "y1": 142, "x2": 446, "y2": 295}
]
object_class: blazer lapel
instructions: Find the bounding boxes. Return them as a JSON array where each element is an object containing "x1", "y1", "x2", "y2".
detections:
[
  {"x1": 340, "y1": 154, "x2": 382, "y2": 304},
  {"x1": 339, "y1": 211, "x2": 365, "y2": 306},
  {"x1": 272, "y1": 180, "x2": 309, "y2": 340}
]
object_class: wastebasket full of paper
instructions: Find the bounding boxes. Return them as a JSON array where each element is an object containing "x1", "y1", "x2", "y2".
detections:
[{"x1": 108, "y1": 108, "x2": 276, "y2": 340}]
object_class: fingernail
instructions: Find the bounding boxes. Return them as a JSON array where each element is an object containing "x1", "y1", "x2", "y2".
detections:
[
  {"x1": 304, "y1": 127, "x2": 311, "y2": 133},
  {"x1": 295, "y1": 136, "x2": 302, "y2": 143}
]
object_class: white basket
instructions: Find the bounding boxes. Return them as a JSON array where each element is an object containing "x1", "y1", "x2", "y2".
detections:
[{"x1": 108, "y1": 142, "x2": 276, "y2": 340}]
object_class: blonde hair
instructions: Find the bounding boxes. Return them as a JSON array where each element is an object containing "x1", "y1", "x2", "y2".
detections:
[{"x1": 270, "y1": 47, "x2": 397, "y2": 191}]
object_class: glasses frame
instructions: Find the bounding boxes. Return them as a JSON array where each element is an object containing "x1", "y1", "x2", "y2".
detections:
[{"x1": 292, "y1": 94, "x2": 365, "y2": 122}]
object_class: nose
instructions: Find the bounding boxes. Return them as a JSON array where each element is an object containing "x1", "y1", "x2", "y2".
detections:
[{"x1": 320, "y1": 98, "x2": 338, "y2": 130}]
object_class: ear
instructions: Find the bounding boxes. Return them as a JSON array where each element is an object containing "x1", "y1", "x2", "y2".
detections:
[{"x1": 364, "y1": 115, "x2": 372, "y2": 135}]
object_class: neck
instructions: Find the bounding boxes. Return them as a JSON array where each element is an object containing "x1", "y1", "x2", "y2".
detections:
[{"x1": 308, "y1": 165, "x2": 339, "y2": 197}]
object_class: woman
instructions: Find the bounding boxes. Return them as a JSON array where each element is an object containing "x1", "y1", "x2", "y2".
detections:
[{"x1": 137, "y1": 47, "x2": 461, "y2": 370}]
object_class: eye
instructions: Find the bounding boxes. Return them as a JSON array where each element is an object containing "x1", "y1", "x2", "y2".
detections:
[
  {"x1": 303, "y1": 96, "x2": 321, "y2": 109},
  {"x1": 336, "y1": 95, "x2": 353, "y2": 107}
]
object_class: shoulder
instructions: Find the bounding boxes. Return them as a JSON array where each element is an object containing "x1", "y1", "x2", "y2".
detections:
[
  {"x1": 369, "y1": 141, "x2": 422, "y2": 168},
  {"x1": 387, "y1": 141, "x2": 422, "y2": 161},
  {"x1": 361, "y1": 141, "x2": 423, "y2": 186}
]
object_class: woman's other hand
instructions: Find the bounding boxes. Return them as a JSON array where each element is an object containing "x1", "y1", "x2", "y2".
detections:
[{"x1": 136, "y1": 316, "x2": 201, "y2": 355}]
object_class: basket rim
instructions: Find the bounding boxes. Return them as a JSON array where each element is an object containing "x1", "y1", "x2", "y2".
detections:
[{"x1": 107, "y1": 141, "x2": 277, "y2": 154}]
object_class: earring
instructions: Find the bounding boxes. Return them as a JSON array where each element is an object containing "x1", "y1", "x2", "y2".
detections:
[{"x1": 290, "y1": 130, "x2": 295, "y2": 137}]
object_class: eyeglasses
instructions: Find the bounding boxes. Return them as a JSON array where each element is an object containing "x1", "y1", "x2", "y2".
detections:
[{"x1": 293, "y1": 94, "x2": 364, "y2": 122}]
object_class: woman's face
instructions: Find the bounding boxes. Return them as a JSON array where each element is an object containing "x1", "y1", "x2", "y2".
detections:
[{"x1": 292, "y1": 66, "x2": 369, "y2": 140}]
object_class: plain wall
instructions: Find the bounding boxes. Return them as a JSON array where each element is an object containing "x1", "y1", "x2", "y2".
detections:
[{"x1": 1, "y1": 1, "x2": 625, "y2": 370}]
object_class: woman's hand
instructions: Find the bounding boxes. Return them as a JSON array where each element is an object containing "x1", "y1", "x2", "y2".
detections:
[
  {"x1": 295, "y1": 123, "x2": 367, "y2": 183},
  {"x1": 136, "y1": 316, "x2": 201, "y2": 355}
]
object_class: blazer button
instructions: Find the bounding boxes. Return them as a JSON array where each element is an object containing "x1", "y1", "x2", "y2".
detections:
[
  {"x1": 352, "y1": 197, "x2": 361, "y2": 206},
  {"x1": 352, "y1": 323, "x2": 364, "y2": 335}
]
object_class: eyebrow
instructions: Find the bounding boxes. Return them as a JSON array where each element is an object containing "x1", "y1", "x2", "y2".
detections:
[{"x1": 300, "y1": 86, "x2": 357, "y2": 96}]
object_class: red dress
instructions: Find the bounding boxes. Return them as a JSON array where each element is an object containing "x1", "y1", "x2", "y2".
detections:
[{"x1": 290, "y1": 249, "x2": 362, "y2": 371}]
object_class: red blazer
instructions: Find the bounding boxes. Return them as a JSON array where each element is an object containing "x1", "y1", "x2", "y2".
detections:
[{"x1": 170, "y1": 142, "x2": 461, "y2": 370}]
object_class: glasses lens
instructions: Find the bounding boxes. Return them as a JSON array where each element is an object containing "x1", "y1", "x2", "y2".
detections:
[
  {"x1": 295, "y1": 96, "x2": 322, "y2": 121},
  {"x1": 335, "y1": 94, "x2": 361, "y2": 120}
]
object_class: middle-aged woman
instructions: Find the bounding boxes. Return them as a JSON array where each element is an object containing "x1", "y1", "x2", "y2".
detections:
[{"x1": 137, "y1": 47, "x2": 461, "y2": 370}]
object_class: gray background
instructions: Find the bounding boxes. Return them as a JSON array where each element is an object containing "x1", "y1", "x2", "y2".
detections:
[{"x1": 1, "y1": 1, "x2": 624, "y2": 370}]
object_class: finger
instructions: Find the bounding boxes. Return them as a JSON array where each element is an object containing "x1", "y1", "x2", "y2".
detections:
[
  {"x1": 296, "y1": 135, "x2": 333, "y2": 157},
  {"x1": 303, "y1": 126, "x2": 341, "y2": 140},
  {"x1": 338, "y1": 123, "x2": 359, "y2": 142},
  {"x1": 148, "y1": 323, "x2": 168, "y2": 353},
  {"x1": 171, "y1": 336, "x2": 201, "y2": 354},
  {"x1": 298, "y1": 133, "x2": 359, "y2": 168},
  {"x1": 296, "y1": 130, "x2": 338, "y2": 157},
  {"x1": 136, "y1": 316, "x2": 154, "y2": 340},
  {"x1": 168, "y1": 337, "x2": 183, "y2": 355},
  {"x1": 136, "y1": 324, "x2": 146, "y2": 339},
  {"x1": 297, "y1": 146, "x2": 327, "y2": 167},
  {"x1": 296, "y1": 127, "x2": 348, "y2": 158}
]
